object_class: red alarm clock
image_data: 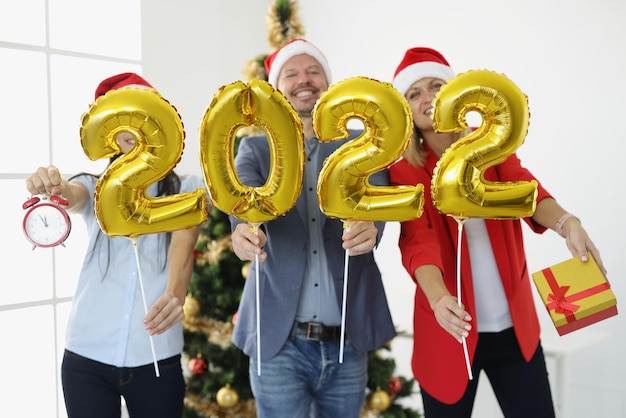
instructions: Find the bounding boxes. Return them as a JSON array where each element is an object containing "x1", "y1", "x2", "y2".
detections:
[{"x1": 22, "y1": 195, "x2": 72, "y2": 249}]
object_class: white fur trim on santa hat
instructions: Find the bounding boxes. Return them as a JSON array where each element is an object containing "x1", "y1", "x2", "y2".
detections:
[
  {"x1": 123, "y1": 84, "x2": 151, "y2": 90},
  {"x1": 267, "y1": 40, "x2": 332, "y2": 87},
  {"x1": 393, "y1": 61, "x2": 456, "y2": 97}
]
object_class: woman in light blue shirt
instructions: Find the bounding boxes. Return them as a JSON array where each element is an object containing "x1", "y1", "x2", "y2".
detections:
[{"x1": 25, "y1": 73, "x2": 204, "y2": 418}]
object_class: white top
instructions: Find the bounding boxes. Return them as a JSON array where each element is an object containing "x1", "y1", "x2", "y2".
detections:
[
  {"x1": 464, "y1": 218, "x2": 513, "y2": 332},
  {"x1": 65, "y1": 174, "x2": 204, "y2": 367}
]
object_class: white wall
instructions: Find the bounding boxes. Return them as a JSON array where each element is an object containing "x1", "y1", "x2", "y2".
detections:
[{"x1": 142, "y1": 1, "x2": 626, "y2": 417}]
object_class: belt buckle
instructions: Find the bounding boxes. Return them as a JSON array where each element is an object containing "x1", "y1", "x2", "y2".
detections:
[{"x1": 306, "y1": 322, "x2": 323, "y2": 341}]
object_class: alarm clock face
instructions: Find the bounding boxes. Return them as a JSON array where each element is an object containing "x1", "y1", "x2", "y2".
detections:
[{"x1": 23, "y1": 202, "x2": 71, "y2": 248}]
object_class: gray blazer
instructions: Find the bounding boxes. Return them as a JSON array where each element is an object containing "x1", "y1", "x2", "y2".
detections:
[{"x1": 230, "y1": 130, "x2": 396, "y2": 360}]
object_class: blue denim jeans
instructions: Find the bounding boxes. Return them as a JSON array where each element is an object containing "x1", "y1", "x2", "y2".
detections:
[
  {"x1": 61, "y1": 350, "x2": 185, "y2": 418},
  {"x1": 250, "y1": 331, "x2": 368, "y2": 418}
]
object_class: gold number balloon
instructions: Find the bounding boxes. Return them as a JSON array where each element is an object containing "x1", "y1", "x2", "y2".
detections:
[
  {"x1": 431, "y1": 70, "x2": 538, "y2": 219},
  {"x1": 199, "y1": 79, "x2": 304, "y2": 224},
  {"x1": 314, "y1": 76, "x2": 423, "y2": 221},
  {"x1": 80, "y1": 88, "x2": 208, "y2": 237}
]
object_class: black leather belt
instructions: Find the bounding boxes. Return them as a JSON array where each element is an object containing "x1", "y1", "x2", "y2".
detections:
[{"x1": 294, "y1": 321, "x2": 341, "y2": 342}]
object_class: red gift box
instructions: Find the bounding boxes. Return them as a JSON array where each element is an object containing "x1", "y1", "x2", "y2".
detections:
[{"x1": 531, "y1": 253, "x2": 618, "y2": 336}]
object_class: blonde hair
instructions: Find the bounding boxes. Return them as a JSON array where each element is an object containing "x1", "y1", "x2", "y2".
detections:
[
  {"x1": 402, "y1": 128, "x2": 427, "y2": 167},
  {"x1": 402, "y1": 126, "x2": 470, "y2": 168}
]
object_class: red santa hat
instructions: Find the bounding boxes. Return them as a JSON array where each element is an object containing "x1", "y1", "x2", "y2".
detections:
[
  {"x1": 392, "y1": 47, "x2": 456, "y2": 96},
  {"x1": 94, "y1": 72, "x2": 154, "y2": 100},
  {"x1": 264, "y1": 38, "x2": 332, "y2": 87}
]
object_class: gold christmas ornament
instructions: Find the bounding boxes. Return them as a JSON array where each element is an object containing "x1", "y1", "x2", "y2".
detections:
[
  {"x1": 241, "y1": 262, "x2": 251, "y2": 279},
  {"x1": 217, "y1": 384, "x2": 240, "y2": 408},
  {"x1": 183, "y1": 295, "x2": 200, "y2": 318},
  {"x1": 368, "y1": 388, "x2": 391, "y2": 412},
  {"x1": 185, "y1": 393, "x2": 256, "y2": 417}
]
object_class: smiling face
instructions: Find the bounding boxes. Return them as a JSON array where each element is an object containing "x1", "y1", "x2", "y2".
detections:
[
  {"x1": 405, "y1": 77, "x2": 444, "y2": 129},
  {"x1": 276, "y1": 54, "x2": 329, "y2": 119},
  {"x1": 405, "y1": 77, "x2": 456, "y2": 156}
]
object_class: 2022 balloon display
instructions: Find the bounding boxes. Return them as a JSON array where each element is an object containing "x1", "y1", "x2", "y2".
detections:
[{"x1": 79, "y1": 72, "x2": 535, "y2": 237}]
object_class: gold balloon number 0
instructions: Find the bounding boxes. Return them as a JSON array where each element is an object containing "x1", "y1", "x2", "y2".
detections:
[
  {"x1": 80, "y1": 88, "x2": 208, "y2": 237},
  {"x1": 199, "y1": 79, "x2": 305, "y2": 225},
  {"x1": 431, "y1": 70, "x2": 538, "y2": 219},
  {"x1": 314, "y1": 77, "x2": 424, "y2": 222}
]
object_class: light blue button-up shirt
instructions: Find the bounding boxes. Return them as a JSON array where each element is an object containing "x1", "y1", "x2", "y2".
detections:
[
  {"x1": 65, "y1": 174, "x2": 204, "y2": 367},
  {"x1": 294, "y1": 137, "x2": 342, "y2": 326}
]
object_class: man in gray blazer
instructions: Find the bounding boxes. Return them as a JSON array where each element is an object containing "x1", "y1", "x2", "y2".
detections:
[{"x1": 230, "y1": 38, "x2": 396, "y2": 418}]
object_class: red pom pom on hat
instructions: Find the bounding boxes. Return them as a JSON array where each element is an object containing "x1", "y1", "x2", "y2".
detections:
[
  {"x1": 94, "y1": 72, "x2": 154, "y2": 100},
  {"x1": 264, "y1": 38, "x2": 332, "y2": 87},
  {"x1": 392, "y1": 47, "x2": 455, "y2": 96}
]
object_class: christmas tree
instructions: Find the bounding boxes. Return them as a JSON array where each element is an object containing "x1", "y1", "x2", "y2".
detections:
[
  {"x1": 182, "y1": 206, "x2": 256, "y2": 417},
  {"x1": 364, "y1": 346, "x2": 421, "y2": 418},
  {"x1": 181, "y1": 1, "x2": 422, "y2": 417}
]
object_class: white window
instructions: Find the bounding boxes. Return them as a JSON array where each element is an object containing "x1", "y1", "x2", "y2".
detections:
[{"x1": 0, "y1": 1, "x2": 142, "y2": 416}]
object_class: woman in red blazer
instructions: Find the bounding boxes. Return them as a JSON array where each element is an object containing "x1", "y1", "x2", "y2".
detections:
[{"x1": 388, "y1": 47, "x2": 606, "y2": 418}]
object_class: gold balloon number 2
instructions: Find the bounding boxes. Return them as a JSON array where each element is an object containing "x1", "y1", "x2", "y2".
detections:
[
  {"x1": 80, "y1": 88, "x2": 208, "y2": 237},
  {"x1": 314, "y1": 76, "x2": 424, "y2": 222},
  {"x1": 431, "y1": 70, "x2": 538, "y2": 219}
]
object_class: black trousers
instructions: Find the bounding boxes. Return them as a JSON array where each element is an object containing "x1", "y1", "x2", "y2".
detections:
[
  {"x1": 421, "y1": 327, "x2": 556, "y2": 418},
  {"x1": 61, "y1": 350, "x2": 185, "y2": 418}
]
